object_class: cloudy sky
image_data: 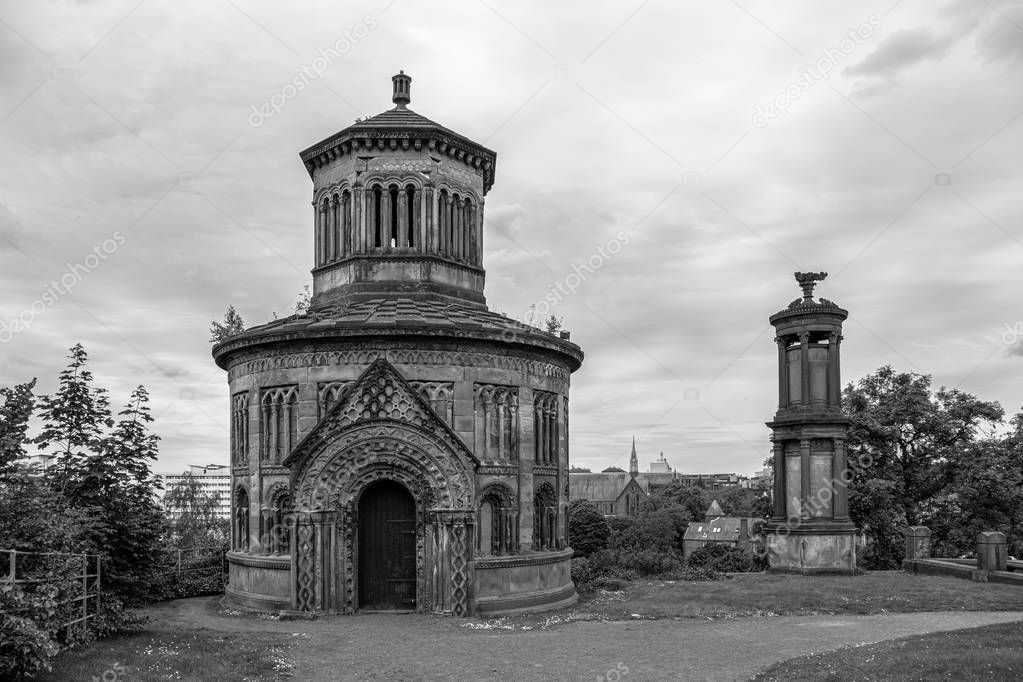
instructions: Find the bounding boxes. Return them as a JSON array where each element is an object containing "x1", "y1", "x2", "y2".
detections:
[{"x1": 1, "y1": 0, "x2": 1020, "y2": 476}]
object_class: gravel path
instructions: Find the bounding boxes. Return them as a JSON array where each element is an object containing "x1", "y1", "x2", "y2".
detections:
[{"x1": 146, "y1": 598, "x2": 1023, "y2": 681}]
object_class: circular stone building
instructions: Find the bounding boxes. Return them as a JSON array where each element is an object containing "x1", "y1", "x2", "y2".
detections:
[{"x1": 212, "y1": 72, "x2": 583, "y2": 617}]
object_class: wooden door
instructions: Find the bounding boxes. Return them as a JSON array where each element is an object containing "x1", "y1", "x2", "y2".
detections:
[{"x1": 358, "y1": 480, "x2": 416, "y2": 610}]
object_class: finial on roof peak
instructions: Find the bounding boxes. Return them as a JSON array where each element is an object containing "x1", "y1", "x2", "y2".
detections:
[{"x1": 392, "y1": 71, "x2": 411, "y2": 108}]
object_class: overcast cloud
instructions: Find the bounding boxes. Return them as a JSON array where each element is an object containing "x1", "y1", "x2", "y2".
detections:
[{"x1": 1, "y1": 0, "x2": 1020, "y2": 476}]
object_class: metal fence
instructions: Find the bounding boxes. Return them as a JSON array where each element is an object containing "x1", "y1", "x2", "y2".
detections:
[
  {"x1": 0, "y1": 548, "x2": 102, "y2": 641},
  {"x1": 166, "y1": 546, "x2": 227, "y2": 593}
]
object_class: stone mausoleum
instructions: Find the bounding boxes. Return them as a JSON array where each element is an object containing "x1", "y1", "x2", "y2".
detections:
[
  {"x1": 764, "y1": 272, "x2": 857, "y2": 573},
  {"x1": 212, "y1": 72, "x2": 583, "y2": 616}
]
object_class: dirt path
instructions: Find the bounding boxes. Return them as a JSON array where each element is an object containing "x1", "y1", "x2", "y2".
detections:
[{"x1": 145, "y1": 598, "x2": 1023, "y2": 681}]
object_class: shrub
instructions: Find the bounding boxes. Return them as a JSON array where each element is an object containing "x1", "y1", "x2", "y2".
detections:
[
  {"x1": 0, "y1": 583, "x2": 60, "y2": 679},
  {"x1": 567, "y1": 500, "x2": 610, "y2": 557},
  {"x1": 686, "y1": 543, "x2": 762, "y2": 572}
]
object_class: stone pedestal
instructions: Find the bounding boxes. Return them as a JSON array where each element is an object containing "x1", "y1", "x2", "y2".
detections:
[
  {"x1": 765, "y1": 525, "x2": 857, "y2": 574},
  {"x1": 977, "y1": 531, "x2": 1007, "y2": 572}
]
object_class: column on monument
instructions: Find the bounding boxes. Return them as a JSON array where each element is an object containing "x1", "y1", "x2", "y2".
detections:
[
  {"x1": 468, "y1": 204, "x2": 478, "y2": 264},
  {"x1": 437, "y1": 193, "x2": 447, "y2": 255},
  {"x1": 412, "y1": 187, "x2": 422, "y2": 250},
  {"x1": 313, "y1": 205, "x2": 320, "y2": 265},
  {"x1": 381, "y1": 188, "x2": 392, "y2": 251},
  {"x1": 316, "y1": 203, "x2": 326, "y2": 265},
  {"x1": 772, "y1": 440, "x2": 785, "y2": 519},
  {"x1": 447, "y1": 195, "x2": 456, "y2": 258},
  {"x1": 799, "y1": 333, "x2": 810, "y2": 407},
  {"x1": 282, "y1": 402, "x2": 292, "y2": 456},
  {"x1": 425, "y1": 185, "x2": 435, "y2": 253},
  {"x1": 833, "y1": 438, "x2": 850, "y2": 520},
  {"x1": 456, "y1": 198, "x2": 465, "y2": 260},
  {"x1": 830, "y1": 334, "x2": 842, "y2": 407},
  {"x1": 776, "y1": 337, "x2": 788, "y2": 409},
  {"x1": 397, "y1": 186, "x2": 408, "y2": 249},
  {"x1": 518, "y1": 387, "x2": 535, "y2": 550},
  {"x1": 270, "y1": 402, "x2": 280, "y2": 464},
  {"x1": 342, "y1": 192, "x2": 351, "y2": 257},
  {"x1": 444, "y1": 195, "x2": 453, "y2": 257},
  {"x1": 799, "y1": 438, "x2": 811, "y2": 519},
  {"x1": 477, "y1": 201, "x2": 485, "y2": 266},
  {"x1": 329, "y1": 195, "x2": 339, "y2": 262}
]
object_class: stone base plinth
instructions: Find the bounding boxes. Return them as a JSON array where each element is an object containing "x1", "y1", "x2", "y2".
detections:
[
  {"x1": 766, "y1": 527, "x2": 857, "y2": 574},
  {"x1": 474, "y1": 549, "x2": 577, "y2": 617}
]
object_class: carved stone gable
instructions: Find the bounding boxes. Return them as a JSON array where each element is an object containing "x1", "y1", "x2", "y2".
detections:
[{"x1": 284, "y1": 358, "x2": 477, "y2": 470}]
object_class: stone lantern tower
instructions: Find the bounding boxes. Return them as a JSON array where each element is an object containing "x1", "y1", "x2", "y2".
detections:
[
  {"x1": 213, "y1": 72, "x2": 583, "y2": 617},
  {"x1": 764, "y1": 272, "x2": 856, "y2": 573}
]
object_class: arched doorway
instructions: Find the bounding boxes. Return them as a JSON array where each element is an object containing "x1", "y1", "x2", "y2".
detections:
[{"x1": 358, "y1": 480, "x2": 417, "y2": 610}]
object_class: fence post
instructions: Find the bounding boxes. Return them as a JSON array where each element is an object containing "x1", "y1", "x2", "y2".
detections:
[
  {"x1": 7, "y1": 550, "x2": 14, "y2": 583},
  {"x1": 96, "y1": 554, "x2": 102, "y2": 617}
]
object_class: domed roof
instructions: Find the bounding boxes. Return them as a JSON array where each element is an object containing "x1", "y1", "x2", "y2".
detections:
[
  {"x1": 212, "y1": 297, "x2": 583, "y2": 371},
  {"x1": 298, "y1": 72, "x2": 497, "y2": 192}
]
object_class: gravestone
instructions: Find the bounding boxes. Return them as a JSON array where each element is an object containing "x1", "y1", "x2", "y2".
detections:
[
  {"x1": 977, "y1": 531, "x2": 1007, "y2": 572},
  {"x1": 904, "y1": 526, "x2": 931, "y2": 560}
]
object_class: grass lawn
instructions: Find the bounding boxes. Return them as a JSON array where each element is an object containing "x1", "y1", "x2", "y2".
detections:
[
  {"x1": 753, "y1": 620, "x2": 1023, "y2": 680},
  {"x1": 39, "y1": 629, "x2": 298, "y2": 681},
  {"x1": 572, "y1": 571, "x2": 1023, "y2": 621}
]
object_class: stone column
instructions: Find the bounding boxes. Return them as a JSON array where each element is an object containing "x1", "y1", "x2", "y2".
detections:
[
  {"x1": 397, "y1": 187, "x2": 408, "y2": 249},
  {"x1": 412, "y1": 187, "x2": 422, "y2": 250},
  {"x1": 799, "y1": 332, "x2": 810, "y2": 406},
  {"x1": 477, "y1": 200, "x2": 485, "y2": 266},
  {"x1": 772, "y1": 440, "x2": 785, "y2": 519},
  {"x1": 316, "y1": 203, "x2": 326, "y2": 265},
  {"x1": 341, "y1": 193, "x2": 350, "y2": 257},
  {"x1": 833, "y1": 438, "x2": 849, "y2": 521},
  {"x1": 827, "y1": 333, "x2": 840, "y2": 406},
  {"x1": 455, "y1": 199, "x2": 464, "y2": 260},
  {"x1": 799, "y1": 438, "x2": 811, "y2": 520},
  {"x1": 363, "y1": 187, "x2": 373, "y2": 252},
  {"x1": 518, "y1": 387, "x2": 535, "y2": 550},
  {"x1": 776, "y1": 337, "x2": 787, "y2": 408},
  {"x1": 381, "y1": 190, "x2": 392, "y2": 250},
  {"x1": 425, "y1": 185, "x2": 435, "y2": 253}
]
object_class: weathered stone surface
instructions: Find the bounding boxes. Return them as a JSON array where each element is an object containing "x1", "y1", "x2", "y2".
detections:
[{"x1": 977, "y1": 531, "x2": 1008, "y2": 572}]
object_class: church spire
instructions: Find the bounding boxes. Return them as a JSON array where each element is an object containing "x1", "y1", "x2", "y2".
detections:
[{"x1": 629, "y1": 436, "x2": 638, "y2": 478}]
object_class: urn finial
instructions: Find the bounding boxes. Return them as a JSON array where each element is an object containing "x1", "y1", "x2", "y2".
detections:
[{"x1": 794, "y1": 271, "x2": 827, "y2": 301}]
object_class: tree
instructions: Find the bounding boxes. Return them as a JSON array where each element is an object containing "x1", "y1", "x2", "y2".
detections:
[
  {"x1": 0, "y1": 378, "x2": 36, "y2": 478},
  {"x1": 209, "y1": 305, "x2": 246, "y2": 343},
  {"x1": 164, "y1": 474, "x2": 229, "y2": 548},
  {"x1": 34, "y1": 344, "x2": 112, "y2": 498},
  {"x1": 98, "y1": 386, "x2": 168, "y2": 604},
  {"x1": 567, "y1": 499, "x2": 610, "y2": 557},
  {"x1": 843, "y1": 365, "x2": 1003, "y2": 568},
  {"x1": 544, "y1": 314, "x2": 563, "y2": 334}
]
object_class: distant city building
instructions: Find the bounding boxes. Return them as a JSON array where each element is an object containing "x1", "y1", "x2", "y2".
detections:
[
  {"x1": 159, "y1": 464, "x2": 231, "y2": 519},
  {"x1": 568, "y1": 438, "x2": 752, "y2": 516},
  {"x1": 22, "y1": 453, "x2": 55, "y2": 471},
  {"x1": 648, "y1": 452, "x2": 672, "y2": 473},
  {"x1": 682, "y1": 500, "x2": 757, "y2": 558}
]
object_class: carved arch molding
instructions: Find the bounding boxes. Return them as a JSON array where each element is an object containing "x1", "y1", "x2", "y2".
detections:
[{"x1": 289, "y1": 424, "x2": 476, "y2": 616}]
